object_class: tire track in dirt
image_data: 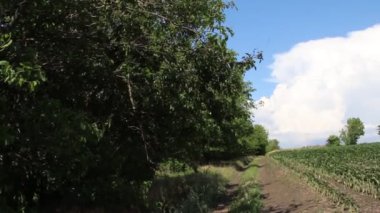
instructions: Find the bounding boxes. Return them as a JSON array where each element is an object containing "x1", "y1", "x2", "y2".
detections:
[
  {"x1": 258, "y1": 157, "x2": 338, "y2": 212},
  {"x1": 213, "y1": 171, "x2": 241, "y2": 213}
]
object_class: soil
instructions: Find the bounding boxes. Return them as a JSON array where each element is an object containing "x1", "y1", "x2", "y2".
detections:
[
  {"x1": 214, "y1": 157, "x2": 380, "y2": 213},
  {"x1": 258, "y1": 157, "x2": 338, "y2": 213},
  {"x1": 322, "y1": 175, "x2": 380, "y2": 212}
]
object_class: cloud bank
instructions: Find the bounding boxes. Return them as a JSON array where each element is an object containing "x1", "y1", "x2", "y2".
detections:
[{"x1": 255, "y1": 25, "x2": 380, "y2": 148}]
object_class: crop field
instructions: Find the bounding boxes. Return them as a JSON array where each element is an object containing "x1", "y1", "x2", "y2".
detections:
[{"x1": 269, "y1": 142, "x2": 380, "y2": 211}]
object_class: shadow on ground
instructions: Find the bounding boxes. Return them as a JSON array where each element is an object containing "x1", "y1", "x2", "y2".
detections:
[
  {"x1": 261, "y1": 202, "x2": 303, "y2": 213},
  {"x1": 149, "y1": 172, "x2": 227, "y2": 212}
]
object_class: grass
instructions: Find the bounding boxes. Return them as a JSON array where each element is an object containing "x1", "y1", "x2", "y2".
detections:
[
  {"x1": 240, "y1": 158, "x2": 259, "y2": 183},
  {"x1": 149, "y1": 156, "x2": 263, "y2": 212},
  {"x1": 200, "y1": 165, "x2": 237, "y2": 180},
  {"x1": 230, "y1": 157, "x2": 262, "y2": 213},
  {"x1": 149, "y1": 171, "x2": 227, "y2": 212}
]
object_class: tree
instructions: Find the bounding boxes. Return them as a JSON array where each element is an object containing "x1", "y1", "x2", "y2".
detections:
[
  {"x1": 0, "y1": 0, "x2": 260, "y2": 210},
  {"x1": 245, "y1": 124, "x2": 269, "y2": 155},
  {"x1": 378, "y1": 125, "x2": 380, "y2": 135},
  {"x1": 340, "y1": 118, "x2": 365, "y2": 145},
  {"x1": 326, "y1": 135, "x2": 340, "y2": 146},
  {"x1": 266, "y1": 139, "x2": 280, "y2": 153}
]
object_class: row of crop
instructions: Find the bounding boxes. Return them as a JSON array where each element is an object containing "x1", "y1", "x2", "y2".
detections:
[
  {"x1": 272, "y1": 151, "x2": 380, "y2": 198},
  {"x1": 270, "y1": 156, "x2": 358, "y2": 211},
  {"x1": 270, "y1": 143, "x2": 380, "y2": 199}
]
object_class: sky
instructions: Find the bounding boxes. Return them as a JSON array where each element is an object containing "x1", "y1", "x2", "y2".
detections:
[{"x1": 225, "y1": 0, "x2": 380, "y2": 148}]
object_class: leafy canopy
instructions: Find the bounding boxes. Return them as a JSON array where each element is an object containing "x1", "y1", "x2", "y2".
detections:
[
  {"x1": 266, "y1": 139, "x2": 280, "y2": 153},
  {"x1": 0, "y1": 0, "x2": 261, "y2": 211},
  {"x1": 340, "y1": 118, "x2": 365, "y2": 145},
  {"x1": 326, "y1": 135, "x2": 340, "y2": 147}
]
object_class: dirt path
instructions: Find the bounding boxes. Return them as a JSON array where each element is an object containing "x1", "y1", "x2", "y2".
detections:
[
  {"x1": 258, "y1": 157, "x2": 338, "y2": 212},
  {"x1": 213, "y1": 168, "x2": 242, "y2": 213}
]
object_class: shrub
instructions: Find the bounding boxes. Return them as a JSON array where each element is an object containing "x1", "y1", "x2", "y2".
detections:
[{"x1": 326, "y1": 135, "x2": 340, "y2": 146}]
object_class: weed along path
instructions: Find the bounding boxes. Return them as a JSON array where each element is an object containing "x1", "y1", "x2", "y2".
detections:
[
  {"x1": 258, "y1": 157, "x2": 337, "y2": 212},
  {"x1": 212, "y1": 169, "x2": 241, "y2": 213},
  {"x1": 211, "y1": 156, "x2": 262, "y2": 213}
]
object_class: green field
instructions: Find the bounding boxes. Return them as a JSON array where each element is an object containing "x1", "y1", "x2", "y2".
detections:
[{"x1": 269, "y1": 142, "x2": 380, "y2": 210}]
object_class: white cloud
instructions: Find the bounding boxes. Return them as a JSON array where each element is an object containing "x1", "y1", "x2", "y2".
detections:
[{"x1": 255, "y1": 25, "x2": 380, "y2": 148}]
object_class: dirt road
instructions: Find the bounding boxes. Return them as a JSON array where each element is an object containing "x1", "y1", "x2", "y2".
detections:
[{"x1": 258, "y1": 157, "x2": 338, "y2": 212}]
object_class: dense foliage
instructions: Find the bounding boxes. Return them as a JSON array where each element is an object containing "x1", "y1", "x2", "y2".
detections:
[
  {"x1": 340, "y1": 118, "x2": 365, "y2": 145},
  {"x1": 241, "y1": 124, "x2": 269, "y2": 155},
  {"x1": 270, "y1": 143, "x2": 380, "y2": 206},
  {"x1": 326, "y1": 135, "x2": 340, "y2": 146},
  {"x1": 266, "y1": 139, "x2": 280, "y2": 152},
  {"x1": 0, "y1": 0, "x2": 262, "y2": 211}
]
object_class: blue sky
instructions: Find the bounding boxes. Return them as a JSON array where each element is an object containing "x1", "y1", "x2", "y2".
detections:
[
  {"x1": 225, "y1": 0, "x2": 380, "y2": 99},
  {"x1": 225, "y1": 1, "x2": 380, "y2": 147}
]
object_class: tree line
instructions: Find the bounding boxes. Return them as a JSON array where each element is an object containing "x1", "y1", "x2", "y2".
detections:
[
  {"x1": 0, "y1": 0, "x2": 275, "y2": 211},
  {"x1": 326, "y1": 117, "x2": 365, "y2": 146}
]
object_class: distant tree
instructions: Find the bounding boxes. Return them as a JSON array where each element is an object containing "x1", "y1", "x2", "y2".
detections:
[
  {"x1": 326, "y1": 135, "x2": 340, "y2": 146},
  {"x1": 378, "y1": 125, "x2": 380, "y2": 135},
  {"x1": 266, "y1": 139, "x2": 280, "y2": 153},
  {"x1": 340, "y1": 118, "x2": 365, "y2": 145}
]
